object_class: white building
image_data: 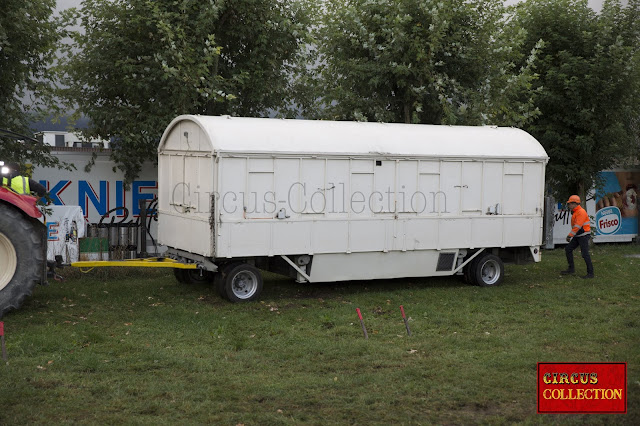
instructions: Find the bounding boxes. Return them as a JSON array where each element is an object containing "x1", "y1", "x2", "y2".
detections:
[{"x1": 36, "y1": 131, "x2": 110, "y2": 149}]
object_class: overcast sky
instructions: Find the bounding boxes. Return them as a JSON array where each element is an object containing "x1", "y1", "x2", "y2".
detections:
[
  {"x1": 56, "y1": 0, "x2": 617, "y2": 13},
  {"x1": 505, "y1": 0, "x2": 611, "y2": 11}
]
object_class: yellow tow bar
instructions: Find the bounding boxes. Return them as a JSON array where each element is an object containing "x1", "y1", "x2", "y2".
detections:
[{"x1": 71, "y1": 257, "x2": 198, "y2": 269}]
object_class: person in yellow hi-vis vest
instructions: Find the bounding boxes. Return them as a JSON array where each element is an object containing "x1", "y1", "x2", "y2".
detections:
[{"x1": 1, "y1": 162, "x2": 47, "y2": 197}]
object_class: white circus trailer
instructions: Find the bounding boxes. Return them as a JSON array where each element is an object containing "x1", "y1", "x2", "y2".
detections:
[{"x1": 157, "y1": 115, "x2": 548, "y2": 301}]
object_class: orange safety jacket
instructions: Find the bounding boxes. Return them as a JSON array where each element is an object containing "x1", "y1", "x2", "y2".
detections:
[{"x1": 568, "y1": 205, "x2": 591, "y2": 238}]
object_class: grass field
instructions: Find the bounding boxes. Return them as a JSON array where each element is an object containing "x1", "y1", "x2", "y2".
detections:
[{"x1": 1, "y1": 244, "x2": 639, "y2": 424}]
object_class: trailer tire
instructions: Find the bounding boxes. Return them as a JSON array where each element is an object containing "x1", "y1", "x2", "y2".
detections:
[
  {"x1": 173, "y1": 268, "x2": 190, "y2": 284},
  {"x1": 213, "y1": 262, "x2": 235, "y2": 299},
  {"x1": 463, "y1": 254, "x2": 481, "y2": 285},
  {"x1": 474, "y1": 254, "x2": 504, "y2": 287},
  {"x1": 174, "y1": 268, "x2": 214, "y2": 284},
  {"x1": 214, "y1": 263, "x2": 238, "y2": 299},
  {"x1": 213, "y1": 272, "x2": 225, "y2": 298},
  {"x1": 187, "y1": 269, "x2": 213, "y2": 284},
  {"x1": 223, "y1": 263, "x2": 263, "y2": 302},
  {"x1": 0, "y1": 204, "x2": 45, "y2": 318},
  {"x1": 215, "y1": 262, "x2": 245, "y2": 299}
]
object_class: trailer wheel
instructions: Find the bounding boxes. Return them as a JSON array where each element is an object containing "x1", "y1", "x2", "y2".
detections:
[
  {"x1": 187, "y1": 269, "x2": 213, "y2": 284},
  {"x1": 463, "y1": 256, "x2": 480, "y2": 285},
  {"x1": 213, "y1": 263, "x2": 239, "y2": 299},
  {"x1": 214, "y1": 262, "x2": 245, "y2": 299},
  {"x1": 173, "y1": 268, "x2": 214, "y2": 284},
  {"x1": 0, "y1": 204, "x2": 45, "y2": 318},
  {"x1": 223, "y1": 263, "x2": 263, "y2": 302},
  {"x1": 474, "y1": 254, "x2": 504, "y2": 287},
  {"x1": 213, "y1": 272, "x2": 225, "y2": 298},
  {"x1": 173, "y1": 268, "x2": 190, "y2": 284}
]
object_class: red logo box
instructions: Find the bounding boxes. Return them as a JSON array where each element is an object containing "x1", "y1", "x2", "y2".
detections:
[{"x1": 537, "y1": 362, "x2": 627, "y2": 414}]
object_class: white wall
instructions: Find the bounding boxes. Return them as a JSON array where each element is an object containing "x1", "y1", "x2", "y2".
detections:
[{"x1": 32, "y1": 150, "x2": 159, "y2": 250}]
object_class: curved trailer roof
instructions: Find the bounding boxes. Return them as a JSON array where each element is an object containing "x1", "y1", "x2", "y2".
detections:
[{"x1": 159, "y1": 115, "x2": 549, "y2": 160}]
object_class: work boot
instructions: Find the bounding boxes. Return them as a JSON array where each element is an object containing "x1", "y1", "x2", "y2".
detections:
[
  {"x1": 560, "y1": 269, "x2": 575, "y2": 275},
  {"x1": 581, "y1": 274, "x2": 594, "y2": 279}
]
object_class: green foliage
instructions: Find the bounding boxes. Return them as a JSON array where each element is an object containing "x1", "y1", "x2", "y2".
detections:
[
  {"x1": 1, "y1": 245, "x2": 639, "y2": 423},
  {"x1": 3, "y1": 0, "x2": 638, "y2": 196},
  {"x1": 59, "y1": 0, "x2": 312, "y2": 184},
  {"x1": 0, "y1": 0, "x2": 68, "y2": 169},
  {"x1": 515, "y1": 0, "x2": 640, "y2": 200},
  {"x1": 309, "y1": 0, "x2": 540, "y2": 126}
]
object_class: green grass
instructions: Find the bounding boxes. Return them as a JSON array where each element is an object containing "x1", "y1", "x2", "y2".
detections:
[{"x1": 1, "y1": 244, "x2": 639, "y2": 424}]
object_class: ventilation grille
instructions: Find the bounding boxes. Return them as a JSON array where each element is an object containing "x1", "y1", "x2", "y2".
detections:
[{"x1": 436, "y1": 253, "x2": 456, "y2": 271}]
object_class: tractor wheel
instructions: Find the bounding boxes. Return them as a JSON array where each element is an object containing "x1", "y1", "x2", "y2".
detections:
[{"x1": 0, "y1": 203, "x2": 45, "y2": 318}]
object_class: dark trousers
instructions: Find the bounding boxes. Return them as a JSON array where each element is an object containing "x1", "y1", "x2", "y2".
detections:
[{"x1": 565, "y1": 236, "x2": 594, "y2": 275}]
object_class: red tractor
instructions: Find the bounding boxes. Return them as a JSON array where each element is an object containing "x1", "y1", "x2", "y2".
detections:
[{"x1": 0, "y1": 162, "x2": 48, "y2": 318}]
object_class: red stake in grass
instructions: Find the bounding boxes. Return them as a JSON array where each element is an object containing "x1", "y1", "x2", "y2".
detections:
[
  {"x1": 356, "y1": 308, "x2": 368, "y2": 339},
  {"x1": 400, "y1": 305, "x2": 412, "y2": 336},
  {"x1": 0, "y1": 321, "x2": 7, "y2": 362}
]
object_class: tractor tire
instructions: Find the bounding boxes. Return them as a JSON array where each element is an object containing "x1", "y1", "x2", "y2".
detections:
[{"x1": 0, "y1": 203, "x2": 46, "y2": 318}]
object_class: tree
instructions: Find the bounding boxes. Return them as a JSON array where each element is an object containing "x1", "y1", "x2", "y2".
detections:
[
  {"x1": 514, "y1": 0, "x2": 640, "y2": 201},
  {"x1": 0, "y1": 0, "x2": 67, "y2": 169},
  {"x1": 59, "y1": 0, "x2": 312, "y2": 183},
  {"x1": 308, "y1": 0, "x2": 541, "y2": 126}
]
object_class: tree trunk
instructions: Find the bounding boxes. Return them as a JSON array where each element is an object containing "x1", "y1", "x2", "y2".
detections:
[
  {"x1": 403, "y1": 103, "x2": 411, "y2": 124},
  {"x1": 577, "y1": 181, "x2": 587, "y2": 205}
]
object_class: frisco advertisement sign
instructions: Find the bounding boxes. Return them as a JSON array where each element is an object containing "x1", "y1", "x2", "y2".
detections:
[
  {"x1": 32, "y1": 149, "x2": 158, "y2": 235},
  {"x1": 552, "y1": 169, "x2": 639, "y2": 245},
  {"x1": 595, "y1": 207, "x2": 621, "y2": 235}
]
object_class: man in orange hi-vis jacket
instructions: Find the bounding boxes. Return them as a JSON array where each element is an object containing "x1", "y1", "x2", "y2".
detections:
[{"x1": 561, "y1": 195, "x2": 594, "y2": 279}]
